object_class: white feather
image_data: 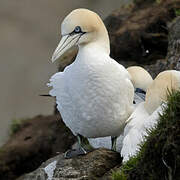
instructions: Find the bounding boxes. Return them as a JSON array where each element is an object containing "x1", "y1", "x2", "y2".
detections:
[
  {"x1": 48, "y1": 45, "x2": 134, "y2": 138},
  {"x1": 88, "y1": 135, "x2": 124, "y2": 152},
  {"x1": 121, "y1": 103, "x2": 164, "y2": 162}
]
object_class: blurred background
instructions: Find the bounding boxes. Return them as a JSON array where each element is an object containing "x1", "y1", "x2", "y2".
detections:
[{"x1": 0, "y1": 0, "x2": 132, "y2": 146}]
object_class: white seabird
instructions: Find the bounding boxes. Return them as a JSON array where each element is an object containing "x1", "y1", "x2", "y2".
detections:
[
  {"x1": 127, "y1": 66, "x2": 153, "y2": 106},
  {"x1": 121, "y1": 70, "x2": 180, "y2": 162},
  {"x1": 48, "y1": 8, "x2": 134, "y2": 157},
  {"x1": 89, "y1": 66, "x2": 153, "y2": 151},
  {"x1": 127, "y1": 66, "x2": 153, "y2": 93}
]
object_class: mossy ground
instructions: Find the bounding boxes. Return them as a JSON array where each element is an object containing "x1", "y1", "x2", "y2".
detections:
[
  {"x1": 175, "y1": 9, "x2": 180, "y2": 16},
  {"x1": 112, "y1": 90, "x2": 180, "y2": 180},
  {"x1": 10, "y1": 118, "x2": 27, "y2": 135}
]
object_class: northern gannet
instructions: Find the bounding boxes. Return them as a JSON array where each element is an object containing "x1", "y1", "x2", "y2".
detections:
[
  {"x1": 127, "y1": 66, "x2": 153, "y2": 92},
  {"x1": 89, "y1": 66, "x2": 153, "y2": 151},
  {"x1": 48, "y1": 9, "x2": 134, "y2": 158},
  {"x1": 127, "y1": 66, "x2": 153, "y2": 105},
  {"x1": 121, "y1": 70, "x2": 180, "y2": 162}
]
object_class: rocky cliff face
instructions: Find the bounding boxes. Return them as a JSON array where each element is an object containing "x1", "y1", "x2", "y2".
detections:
[
  {"x1": 0, "y1": 115, "x2": 75, "y2": 180},
  {"x1": 0, "y1": 0, "x2": 180, "y2": 180},
  {"x1": 17, "y1": 149, "x2": 121, "y2": 180}
]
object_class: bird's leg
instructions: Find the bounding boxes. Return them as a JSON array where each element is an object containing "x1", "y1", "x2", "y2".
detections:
[
  {"x1": 64, "y1": 134, "x2": 94, "y2": 159},
  {"x1": 77, "y1": 134, "x2": 94, "y2": 153},
  {"x1": 111, "y1": 136, "x2": 117, "y2": 151}
]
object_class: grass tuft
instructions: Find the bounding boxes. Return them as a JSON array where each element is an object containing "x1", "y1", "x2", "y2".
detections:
[
  {"x1": 112, "y1": 170, "x2": 127, "y2": 180},
  {"x1": 10, "y1": 118, "x2": 27, "y2": 135},
  {"x1": 175, "y1": 9, "x2": 180, "y2": 16}
]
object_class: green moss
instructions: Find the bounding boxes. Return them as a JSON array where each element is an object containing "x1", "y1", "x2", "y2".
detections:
[
  {"x1": 0, "y1": 148, "x2": 5, "y2": 154},
  {"x1": 112, "y1": 90, "x2": 180, "y2": 179},
  {"x1": 156, "y1": 0, "x2": 161, "y2": 4},
  {"x1": 10, "y1": 118, "x2": 26, "y2": 135},
  {"x1": 111, "y1": 156, "x2": 141, "y2": 180},
  {"x1": 175, "y1": 9, "x2": 180, "y2": 16},
  {"x1": 112, "y1": 170, "x2": 127, "y2": 180}
]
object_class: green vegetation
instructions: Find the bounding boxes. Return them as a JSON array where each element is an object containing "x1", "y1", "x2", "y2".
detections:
[
  {"x1": 112, "y1": 170, "x2": 127, "y2": 180},
  {"x1": 10, "y1": 118, "x2": 27, "y2": 135},
  {"x1": 112, "y1": 90, "x2": 180, "y2": 180},
  {"x1": 175, "y1": 9, "x2": 180, "y2": 16},
  {"x1": 156, "y1": 0, "x2": 162, "y2": 4}
]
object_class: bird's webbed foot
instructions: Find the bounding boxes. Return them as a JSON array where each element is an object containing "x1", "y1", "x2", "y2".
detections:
[
  {"x1": 64, "y1": 148, "x2": 87, "y2": 159},
  {"x1": 64, "y1": 134, "x2": 94, "y2": 159}
]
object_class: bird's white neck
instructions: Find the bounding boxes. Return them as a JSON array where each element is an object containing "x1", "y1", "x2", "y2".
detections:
[{"x1": 79, "y1": 41, "x2": 109, "y2": 55}]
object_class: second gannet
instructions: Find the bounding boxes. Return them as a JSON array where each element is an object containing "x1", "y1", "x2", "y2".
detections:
[
  {"x1": 127, "y1": 66, "x2": 153, "y2": 106},
  {"x1": 127, "y1": 66, "x2": 153, "y2": 93},
  {"x1": 121, "y1": 70, "x2": 180, "y2": 162},
  {"x1": 48, "y1": 9, "x2": 134, "y2": 158}
]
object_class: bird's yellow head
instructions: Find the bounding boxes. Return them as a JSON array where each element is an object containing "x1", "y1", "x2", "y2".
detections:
[
  {"x1": 127, "y1": 66, "x2": 153, "y2": 92},
  {"x1": 51, "y1": 8, "x2": 110, "y2": 62},
  {"x1": 145, "y1": 70, "x2": 180, "y2": 114}
]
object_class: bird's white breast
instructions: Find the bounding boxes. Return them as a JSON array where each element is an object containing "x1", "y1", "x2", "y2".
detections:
[{"x1": 48, "y1": 46, "x2": 134, "y2": 138}]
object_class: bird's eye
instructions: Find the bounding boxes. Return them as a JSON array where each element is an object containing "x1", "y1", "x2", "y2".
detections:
[{"x1": 74, "y1": 26, "x2": 82, "y2": 33}]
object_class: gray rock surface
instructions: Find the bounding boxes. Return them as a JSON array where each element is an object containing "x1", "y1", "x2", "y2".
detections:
[
  {"x1": 165, "y1": 16, "x2": 180, "y2": 71},
  {"x1": 18, "y1": 148, "x2": 121, "y2": 180}
]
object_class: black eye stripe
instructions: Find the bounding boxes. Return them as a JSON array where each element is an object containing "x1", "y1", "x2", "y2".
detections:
[{"x1": 62, "y1": 26, "x2": 86, "y2": 37}]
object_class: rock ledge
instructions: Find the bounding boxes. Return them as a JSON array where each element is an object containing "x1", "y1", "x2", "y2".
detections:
[{"x1": 18, "y1": 148, "x2": 121, "y2": 180}]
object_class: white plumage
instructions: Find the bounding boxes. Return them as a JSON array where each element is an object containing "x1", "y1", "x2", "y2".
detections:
[
  {"x1": 127, "y1": 66, "x2": 153, "y2": 107},
  {"x1": 127, "y1": 66, "x2": 153, "y2": 92},
  {"x1": 48, "y1": 9, "x2": 134, "y2": 139},
  {"x1": 121, "y1": 102, "x2": 164, "y2": 162},
  {"x1": 48, "y1": 48, "x2": 134, "y2": 137},
  {"x1": 89, "y1": 66, "x2": 153, "y2": 150}
]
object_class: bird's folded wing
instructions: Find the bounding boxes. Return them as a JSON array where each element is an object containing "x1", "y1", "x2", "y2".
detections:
[{"x1": 47, "y1": 72, "x2": 73, "y2": 107}]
